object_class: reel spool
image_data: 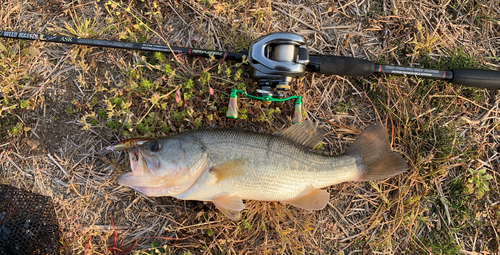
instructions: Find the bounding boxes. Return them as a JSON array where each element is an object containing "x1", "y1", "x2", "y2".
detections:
[{"x1": 247, "y1": 33, "x2": 309, "y2": 97}]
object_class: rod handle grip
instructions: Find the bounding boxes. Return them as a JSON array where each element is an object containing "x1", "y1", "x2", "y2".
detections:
[
  {"x1": 450, "y1": 69, "x2": 500, "y2": 89},
  {"x1": 316, "y1": 55, "x2": 374, "y2": 76}
]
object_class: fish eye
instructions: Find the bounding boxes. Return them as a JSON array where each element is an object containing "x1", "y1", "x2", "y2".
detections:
[{"x1": 150, "y1": 141, "x2": 160, "y2": 152}]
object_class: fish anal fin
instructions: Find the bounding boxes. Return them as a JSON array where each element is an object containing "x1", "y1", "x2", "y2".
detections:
[
  {"x1": 274, "y1": 120, "x2": 324, "y2": 149},
  {"x1": 210, "y1": 158, "x2": 247, "y2": 183},
  {"x1": 213, "y1": 195, "x2": 245, "y2": 221},
  {"x1": 283, "y1": 189, "x2": 330, "y2": 210}
]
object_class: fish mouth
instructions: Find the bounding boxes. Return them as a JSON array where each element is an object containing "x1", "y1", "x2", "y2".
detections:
[
  {"x1": 118, "y1": 147, "x2": 159, "y2": 187},
  {"x1": 129, "y1": 147, "x2": 145, "y2": 176}
]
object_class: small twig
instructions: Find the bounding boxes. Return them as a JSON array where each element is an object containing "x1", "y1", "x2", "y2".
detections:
[
  {"x1": 434, "y1": 179, "x2": 453, "y2": 227},
  {"x1": 47, "y1": 153, "x2": 69, "y2": 177},
  {"x1": 7, "y1": 158, "x2": 32, "y2": 177}
]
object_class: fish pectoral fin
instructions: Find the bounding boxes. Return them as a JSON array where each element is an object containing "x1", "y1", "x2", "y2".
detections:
[
  {"x1": 213, "y1": 195, "x2": 245, "y2": 221},
  {"x1": 273, "y1": 120, "x2": 324, "y2": 149},
  {"x1": 210, "y1": 158, "x2": 247, "y2": 183},
  {"x1": 282, "y1": 189, "x2": 330, "y2": 210}
]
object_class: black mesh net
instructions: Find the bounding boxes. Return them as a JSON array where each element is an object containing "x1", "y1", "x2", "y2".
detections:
[{"x1": 0, "y1": 184, "x2": 60, "y2": 255}]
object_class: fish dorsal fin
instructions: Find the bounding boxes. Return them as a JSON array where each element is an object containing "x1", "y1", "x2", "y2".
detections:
[
  {"x1": 210, "y1": 158, "x2": 247, "y2": 183},
  {"x1": 274, "y1": 120, "x2": 324, "y2": 149},
  {"x1": 213, "y1": 195, "x2": 245, "y2": 221},
  {"x1": 282, "y1": 189, "x2": 330, "y2": 210}
]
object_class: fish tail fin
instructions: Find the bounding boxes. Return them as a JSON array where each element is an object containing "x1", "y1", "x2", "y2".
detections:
[{"x1": 345, "y1": 121, "x2": 407, "y2": 181}]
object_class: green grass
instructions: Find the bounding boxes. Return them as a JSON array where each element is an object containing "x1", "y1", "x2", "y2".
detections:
[{"x1": 423, "y1": 230, "x2": 461, "y2": 254}]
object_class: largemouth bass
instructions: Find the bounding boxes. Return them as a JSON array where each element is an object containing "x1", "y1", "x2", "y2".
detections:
[{"x1": 118, "y1": 121, "x2": 407, "y2": 220}]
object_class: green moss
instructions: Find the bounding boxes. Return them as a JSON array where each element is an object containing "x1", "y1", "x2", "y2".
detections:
[
  {"x1": 242, "y1": 220, "x2": 252, "y2": 230},
  {"x1": 199, "y1": 71, "x2": 211, "y2": 85},
  {"x1": 128, "y1": 68, "x2": 138, "y2": 80},
  {"x1": 137, "y1": 123, "x2": 146, "y2": 133},
  {"x1": 182, "y1": 79, "x2": 194, "y2": 90},
  {"x1": 9, "y1": 122, "x2": 23, "y2": 137},
  {"x1": 123, "y1": 123, "x2": 133, "y2": 130},
  {"x1": 154, "y1": 52, "x2": 165, "y2": 63},
  {"x1": 111, "y1": 97, "x2": 122, "y2": 106},
  {"x1": 206, "y1": 229, "x2": 214, "y2": 237},
  {"x1": 161, "y1": 124, "x2": 170, "y2": 133},
  {"x1": 163, "y1": 64, "x2": 174, "y2": 77},
  {"x1": 97, "y1": 109, "x2": 107, "y2": 118},
  {"x1": 236, "y1": 82, "x2": 246, "y2": 90},
  {"x1": 65, "y1": 107, "x2": 75, "y2": 116},
  {"x1": 194, "y1": 119, "x2": 202, "y2": 128},
  {"x1": 423, "y1": 230, "x2": 460, "y2": 254},
  {"x1": 19, "y1": 100, "x2": 30, "y2": 109},
  {"x1": 106, "y1": 120, "x2": 121, "y2": 129},
  {"x1": 139, "y1": 78, "x2": 154, "y2": 92},
  {"x1": 173, "y1": 110, "x2": 187, "y2": 122},
  {"x1": 183, "y1": 92, "x2": 193, "y2": 101}
]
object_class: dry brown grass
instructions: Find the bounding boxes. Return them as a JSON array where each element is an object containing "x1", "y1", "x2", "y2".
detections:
[{"x1": 1, "y1": 0, "x2": 499, "y2": 254}]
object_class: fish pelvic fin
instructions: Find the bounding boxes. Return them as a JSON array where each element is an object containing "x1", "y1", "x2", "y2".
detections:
[
  {"x1": 283, "y1": 189, "x2": 330, "y2": 210},
  {"x1": 213, "y1": 195, "x2": 245, "y2": 221},
  {"x1": 274, "y1": 120, "x2": 324, "y2": 149},
  {"x1": 346, "y1": 121, "x2": 407, "y2": 181}
]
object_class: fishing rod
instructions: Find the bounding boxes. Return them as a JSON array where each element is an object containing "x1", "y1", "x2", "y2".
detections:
[{"x1": 2, "y1": 30, "x2": 500, "y2": 122}]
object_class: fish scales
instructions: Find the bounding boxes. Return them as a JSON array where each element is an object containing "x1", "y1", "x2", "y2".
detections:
[
  {"x1": 117, "y1": 121, "x2": 407, "y2": 220},
  {"x1": 175, "y1": 129, "x2": 361, "y2": 201}
]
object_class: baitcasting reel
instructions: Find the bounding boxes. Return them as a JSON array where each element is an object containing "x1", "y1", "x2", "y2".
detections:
[
  {"x1": 224, "y1": 33, "x2": 309, "y2": 122},
  {"x1": 247, "y1": 33, "x2": 309, "y2": 98}
]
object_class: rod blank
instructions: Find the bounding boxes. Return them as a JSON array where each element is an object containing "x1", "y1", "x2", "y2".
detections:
[{"x1": 0, "y1": 31, "x2": 245, "y2": 61}]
